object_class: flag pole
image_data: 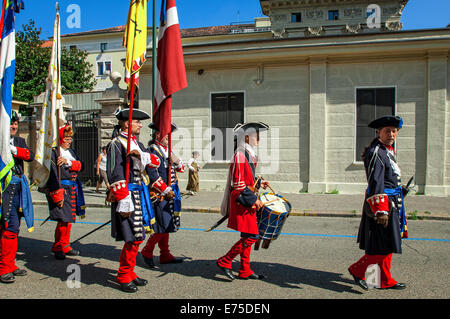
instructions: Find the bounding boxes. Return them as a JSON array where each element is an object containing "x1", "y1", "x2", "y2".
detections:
[
  {"x1": 152, "y1": 0, "x2": 157, "y2": 114},
  {"x1": 125, "y1": 73, "x2": 136, "y2": 186},
  {"x1": 55, "y1": 2, "x2": 62, "y2": 187}
]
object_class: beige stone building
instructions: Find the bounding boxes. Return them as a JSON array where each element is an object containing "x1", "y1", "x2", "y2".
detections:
[{"x1": 60, "y1": 0, "x2": 450, "y2": 196}]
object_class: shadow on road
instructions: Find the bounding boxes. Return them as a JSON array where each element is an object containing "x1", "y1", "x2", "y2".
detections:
[
  {"x1": 146, "y1": 257, "x2": 362, "y2": 295},
  {"x1": 16, "y1": 237, "x2": 121, "y2": 290},
  {"x1": 16, "y1": 237, "x2": 361, "y2": 295}
]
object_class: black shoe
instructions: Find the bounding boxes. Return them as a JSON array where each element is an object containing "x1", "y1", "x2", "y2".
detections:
[
  {"x1": 241, "y1": 273, "x2": 265, "y2": 280},
  {"x1": 142, "y1": 254, "x2": 156, "y2": 268},
  {"x1": 348, "y1": 269, "x2": 368, "y2": 291},
  {"x1": 133, "y1": 277, "x2": 148, "y2": 286},
  {"x1": 387, "y1": 283, "x2": 406, "y2": 290},
  {"x1": 0, "y1": 273, "x2": 15, "y2": 283},
  {"x1": 66, "y1": 249, "x2": 80, "y2": 256},
  {"x1": 120, "y1": 282, "x2": 138, "y2": 293},
  {"x1": 160, "y1": 257, "x2": 184, "y2": 264},
  {"x1": 54, "y1": 251, "x2": 66, "y2": 260},
  {"x1": 12, "y1": 269, "x2": 27, "y2": 276},
  {"x1": 216, "y1": 261, "x2": 235, "y2": 280}
]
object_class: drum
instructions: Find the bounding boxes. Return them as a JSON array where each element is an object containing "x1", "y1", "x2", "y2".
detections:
[{"x1": 255, "y1": 192, "x2": 291, "y2": 249}]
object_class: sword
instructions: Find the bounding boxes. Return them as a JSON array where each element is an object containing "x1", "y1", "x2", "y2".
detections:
[
  {"x1": 71, "y1": 220, "x2": 111, "y2": 245},
  {"x1": 403, "y1": 175, "x2": 414, "y2": 197},
  {"x1": 406, "y1": 175, "x2": 414, "y2": 189},
  {"x1": 204, "y1": 214, "x2": 228, "y2": 232},
  {"x1": 40, "y1": 216, "x2": 50, "y2": 226}
]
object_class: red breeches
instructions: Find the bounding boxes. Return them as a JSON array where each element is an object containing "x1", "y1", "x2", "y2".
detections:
[
  {"x1": 52, "y1": 221, "x2": 73, "y2": 253},
  {"x1": 141, "y1": 233, "x2": 174, "y2": 263},
  {"x1": 117, "y1": 241, "x2": 142, "y2": 284},
  {"x1": 0, "y1": 228, "x2": 19, "y2": 276},
  {"x1": 349, "y1": 253, "x2": 397, "y2": 288},
  {"x1": 217, "y1": 237, "x2": 258, "y2": 278}
]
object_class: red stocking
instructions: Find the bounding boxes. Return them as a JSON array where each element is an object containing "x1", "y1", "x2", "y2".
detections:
[
  {"x1": 0, "y1": 230, "x2": 19, "y2": 275},
  {"x1": 117, "y1": 241, "x2": 142, "y2": 284}
]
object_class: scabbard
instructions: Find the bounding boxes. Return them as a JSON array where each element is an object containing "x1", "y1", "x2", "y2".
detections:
[
  {"x1": 71, "y1": 220, "x2": 111, "y2": 245},
  {"x1": 205, "y1": 214, "x2": 228, "y2": 232}
]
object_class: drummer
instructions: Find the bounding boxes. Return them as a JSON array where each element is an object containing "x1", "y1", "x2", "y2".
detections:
[{"x1": 216, "y1": 122, "x2": 270, "y2": 281}]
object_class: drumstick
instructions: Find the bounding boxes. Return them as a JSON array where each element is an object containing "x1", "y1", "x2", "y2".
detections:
[
  {"x1": 262, "y1": 177, "x2": 276, "y2": 194},
  {"x1": 262, "y1": 198, "x2": 279, "y2": 206},
  {"x1": 251, "y1": 176, "x2": 262, "y2": 209}
]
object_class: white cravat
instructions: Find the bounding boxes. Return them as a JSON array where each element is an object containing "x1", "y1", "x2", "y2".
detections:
[{"x1": 59, "y1": 147, "x2": 76, "y2": 167}]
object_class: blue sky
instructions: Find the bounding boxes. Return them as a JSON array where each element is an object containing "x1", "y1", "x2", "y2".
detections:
[{"x1": 14, "y1": 0, "x2": 450, "y2": 40}]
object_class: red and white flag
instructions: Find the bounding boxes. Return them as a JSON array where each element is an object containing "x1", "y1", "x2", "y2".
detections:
[{"x1": 153, "y1": 0, "x2": 187, "y2": 139}]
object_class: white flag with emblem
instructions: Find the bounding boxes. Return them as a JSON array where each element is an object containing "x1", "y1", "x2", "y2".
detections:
[{"x1": 33, "y1": 7, "x2": 66, "y2": 187}]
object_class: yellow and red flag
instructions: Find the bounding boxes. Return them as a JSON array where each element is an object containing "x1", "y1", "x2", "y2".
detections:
[{"x1": 123, "y1": 0, "x2": 148, "y2": 88}]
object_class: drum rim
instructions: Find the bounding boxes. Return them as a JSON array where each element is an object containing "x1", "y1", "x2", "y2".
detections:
[{"x1": 259, "y1": 192, "x2": 292, "y2": 215}]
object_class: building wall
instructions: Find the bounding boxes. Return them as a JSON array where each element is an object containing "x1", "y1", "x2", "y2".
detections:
[
  {"x1": 446, "y1": 59, "x2": 450, "y2": 187},
  {"x1": 139, "y1": 65, "x2": 309, "y2": 193},
  {"x1": 325, "y1": 59, "x2": 427, "y2": 193},
  {"x1": 139, "y1": 53, "x2": 449, "y2": 196},
  {"x1": 61, "y1": 33, "x2": 132, "y2": 91}
]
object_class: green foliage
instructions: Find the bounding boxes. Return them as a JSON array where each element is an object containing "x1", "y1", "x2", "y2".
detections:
[{"x1": 14, "y1": 19, "x2": 97, "y2": 105}]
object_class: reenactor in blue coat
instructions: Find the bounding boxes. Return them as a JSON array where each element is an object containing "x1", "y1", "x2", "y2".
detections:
[
  {"x1": 107, "y1": 108, "x2": 159, "y2": 293},
  {"x1": 348, "y1": 115, "x2": 408, "y2": 291},
  {"x1": 0, "y1": 112, "x2": 34, "y2": 284},
  {"x1": 46, "y1": 124, "x2": 86, "y2": 260},
  {"x1": 141, "y1": 122, "x2": 185, "y2": 268}
]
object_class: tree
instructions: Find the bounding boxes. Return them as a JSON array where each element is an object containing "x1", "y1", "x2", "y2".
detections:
[{"x1": 14, "y1": 19, "x2": 97, "y2": 108}]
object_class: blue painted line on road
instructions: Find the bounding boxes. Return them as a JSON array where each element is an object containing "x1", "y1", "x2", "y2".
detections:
[
  {"x1": 181, "y1": 227, "x2": 450, "y2": 242},
  {"x1": 34, "y1": 219, "x2": 450, "y2": 242}
]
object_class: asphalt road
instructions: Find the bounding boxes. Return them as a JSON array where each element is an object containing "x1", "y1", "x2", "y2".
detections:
[{"x1": 1, "y1": 206, "x2": 449, "y2": 301}]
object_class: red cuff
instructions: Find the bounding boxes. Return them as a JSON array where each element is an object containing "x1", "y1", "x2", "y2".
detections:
[
  {"x1": 70, "y1": 160, "x2": 82, "y2": 172},
  {"x1": 50, "y1": 189, "x2": 65, "y2": 203},
  {"x1": 151, "y1": 177, "x2": 168, "y2": 194},
  {"x1": 367, "y1": 194, "x2": 389, "y2": 215},
  {"x1": 176, "y1": 163, "x2": 185, "y2": 173},
  {"x1": 110, "y1": 180, "x2": 129, "y2": 201},
  {"x1": 15, "y1": 147, "x2": 31, "y2": 161},
  {"x1": 147, "y1": 154, "x2": 161, "y2": 168}
]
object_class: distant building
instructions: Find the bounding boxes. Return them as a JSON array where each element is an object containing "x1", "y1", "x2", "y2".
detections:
[{"x1": 58, "y1": 0, "x2": 450, "y2": 196}]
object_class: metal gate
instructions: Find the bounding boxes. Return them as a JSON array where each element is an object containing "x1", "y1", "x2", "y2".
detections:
[{"x1": 69, "y1": 111, "x2": 99, "y2": 185}]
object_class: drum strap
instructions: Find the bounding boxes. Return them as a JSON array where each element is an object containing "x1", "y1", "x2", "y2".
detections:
[{"x1": 244, "y1": 150, "x2": 256, "y2": 181}]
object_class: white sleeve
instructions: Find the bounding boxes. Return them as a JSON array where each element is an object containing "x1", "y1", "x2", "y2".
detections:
[
  {"x1": 187, "y1": 158, "x2": 195, "y2": 171},
  {"x1": 137, "y1": 149, "x2": 151, "y2": 171},
  {"x1": 116, "y1": 194, "x2": 135, "y2": 213},
  {"x1": 161, "y1": 186, "x2": 173, "y2": 196},
  {"x1": 10, "y1": 144, "x2": 17, "y2": 156}
]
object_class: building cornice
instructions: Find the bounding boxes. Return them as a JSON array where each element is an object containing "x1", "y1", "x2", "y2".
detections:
[
  {"x1": 140, "y1": 28, "x2": 449, "y2": 71},
  {"x1": 259, "y1": 0, "x2": 409, "y2": 16}
]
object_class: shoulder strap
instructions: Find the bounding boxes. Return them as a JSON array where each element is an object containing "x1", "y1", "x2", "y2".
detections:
[
  {"x1": 367, "y1": 144, "x2": 384, "y2": 183},
  {"x1": 243, "y1": 150, "x2": 256, "y2": 180},
  {"x1": 151, "y1": 144, "x2": 164, "y2": 158}
]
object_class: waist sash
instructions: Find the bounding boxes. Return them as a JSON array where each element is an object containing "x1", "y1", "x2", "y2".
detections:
[
  {"x1": 367, "y1": 186, "x2": 407, "y2": 238},
  {"x1": 384, "y1": 186, "x2": 407, "y2": 238},
  {"x1": 171, "y1": 183, "x2": 181, "y2": 214},
  {"x1": 60, "y1": 178, "x2": 86, "y2": 218},
  {"x1": 10, "y1": 175, "x2": 34, "y2": 232},
  {"x1": 129, "y1": 182, "x2": 156, "y2": 232}
]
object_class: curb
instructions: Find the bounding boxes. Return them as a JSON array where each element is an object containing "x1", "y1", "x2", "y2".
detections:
[{"x1": 33, "y1": 202, "x2": 450, "y2": 221}]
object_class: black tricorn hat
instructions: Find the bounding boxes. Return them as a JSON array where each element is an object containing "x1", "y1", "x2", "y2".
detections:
[
  {"x1": 11, "y1": 111, "x2": 19, "y2": 123},
  {"x1": 114, "y1": 108, "x2": 150, "y2": 121},
  {"x1": 148, "y1": 122, "x2": 178, "y2": 133},
  {"x1": 233, "y1": 122, "x2": 269, "y2": 133},
  {"x1": 368, "y1": 115, "x2": 403, "y2": 129}
]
